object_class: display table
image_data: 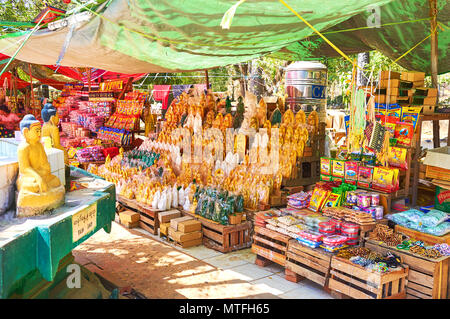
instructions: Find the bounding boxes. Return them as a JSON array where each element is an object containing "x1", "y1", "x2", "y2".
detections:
[{"x1": 0, "y1": 167, "x2": 116, "y2": 298}]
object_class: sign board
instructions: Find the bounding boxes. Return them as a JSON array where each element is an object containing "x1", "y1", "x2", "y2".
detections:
[
  {"x1": 311, "y1": 85, "x2": 326, "y2": 99},
  {"x1": 72, "y1": 203, "x2": 97, "y2": 242}
]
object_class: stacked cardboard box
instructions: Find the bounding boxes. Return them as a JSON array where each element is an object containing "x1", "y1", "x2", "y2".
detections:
[
  {"x1": 168, "y1": 216, "x2": 202, "y2": 248},
  {"x1": 119, "y1": 210, "x2": 140, "y2": 228},
  {"x1": 158, "y1": 210, "x2": 182, "y2": 237},
  {"x1": 374, "y1": 71, "x2": 416, "y2": 105}
]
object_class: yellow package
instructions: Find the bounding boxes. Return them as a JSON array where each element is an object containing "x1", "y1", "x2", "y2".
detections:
[
  {"x1": 388, "y1": 146, "x2": 408, "y2": 170},
  {"x1": 372, "y1": 167, "x2": 396, "y2": 192},
  {"x1": 308, "y1": 188, "x2": 330, "y2": 212}
]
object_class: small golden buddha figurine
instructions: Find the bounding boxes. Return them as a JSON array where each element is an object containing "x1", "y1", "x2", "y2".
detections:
[
  {"x1": 205, "y1": 110, "x2": 215, "y2": 128},
  {"x1": 41, "y1": 102, "x2": 68, "y2": 164},
  {"x1": 16, "y1": 115, "x2": 65, "y2": 217},
  {"x1": 295, "y1": 110, "x2": 306, "y2": 126},
  {"x1": 307, "y1": 111, "x2": 319, "y2": 135}
]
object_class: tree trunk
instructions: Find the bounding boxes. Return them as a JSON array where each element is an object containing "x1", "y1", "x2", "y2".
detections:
[
  {"x1": 357, "y1": 52, "x2": 370, "y2": 87},
  {"x1": 248, "y1": 60, "x2": 265, "y2": 99}
]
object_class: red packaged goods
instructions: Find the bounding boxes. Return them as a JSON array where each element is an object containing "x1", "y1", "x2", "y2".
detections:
[
  {"x1": 323, "y1": 235, "x2": 348, "y2": 246},
  {"x1": 298, "y1": 230, "x2": 323, "y2": 242},
  {"x1": 318, "y1": 221, "x2": 335, "y2": 233},
  {"x1": 341, "y1": 222, "x2": 359, "y2": 232},
  {"x1": 102, "y1": 147, "x2": 120, "y2": 159}
]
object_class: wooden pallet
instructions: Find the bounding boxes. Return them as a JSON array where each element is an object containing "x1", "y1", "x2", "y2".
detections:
[
  {"x1": 394, "y1": 225, "x2": 450, "y2": 245},
  {"x1": 117, "y1": 195, "x2": 162, "y2": 235},
  {"x1": 285, "y1": 239, "x2": 333, "y2": 287},
  {"x1": 251, "y1": 226, "x2": 290, "y2": 267},
  {"x1": 365, "y1": 239, "x2": 449, "y2": 299},
  {"x1": 328, "y1": 256, "x2": 409, "y2": 299},
  {"x1": 137, "y1": 203, "x2": 160, "y2": 235},
  {"x1": 181, "y1": 210, "x2": 252, "y2": 253}
]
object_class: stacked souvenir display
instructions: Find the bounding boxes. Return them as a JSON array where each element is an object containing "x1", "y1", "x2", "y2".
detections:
[
  {"x1": 76, "y1": 146, "x2": 105, "y2": 163},
  {"x1": 105, "y1": 93, "x2": 145, "y2": 131},
  {"x1": 97, "y1": 127, "x2": 132, "y2": 146}
]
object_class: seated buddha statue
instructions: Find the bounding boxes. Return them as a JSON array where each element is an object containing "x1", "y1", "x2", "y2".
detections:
[
  {"x1": 41, "y1": 102, "x2": 68, "y2": 164},
  {"x1": 16, "y1": 115, "x2": 65, "y2": 217}
]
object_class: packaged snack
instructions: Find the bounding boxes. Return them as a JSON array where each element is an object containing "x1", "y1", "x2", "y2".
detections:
[
  {"x1": 372, "y1": 166, "x2": 397, "y2": 193},
  {"x1": 332, "y1": 160, "x2": 345, "y2": 178},
  {"x1": 319, "y1": 221, "x2": 335, "y2": 233},
  {"x1": 344, "y1": 161, "x2": 358, "y2": 183},
  {"x1": 357, "y1": 166, "x2": 373, "y2": 188},
  {"x1": 374, "y1": 206, "x2": 384, "y2": 220},
  {"x1": 297, "y1": 237, "x2": 322, "y2": 248},
  {"x1": 323, "y1": 235, "x2": 348, "y2": 246},
  {"x1": 277, "y1": 215, "x2": 300, "y2": 226},
  {"x1": 420, "y1": 222, "x2": 450, "y2": 236},
  {"x1": 388, "y1": 146, "x2": 408, "y2": 170},
  {"x1": 320, "y1": 174, "x2": 333, "y2": 182},
  {"x1": 419, "y1": 209, "x2": 449, "y2": 227},
  {"x1": 321, "y1": 243, "x2": 347, "y2": 252},
  {"x1": 308, "y1": 188, "x2": 330, "y2": 212},
  {"x1": 435, "y1": 186, "x2": 450, "y2": 213},
  {"x1": 356, "y1": 193, "x2": 370, "y2": 208},
  {"x1": 322, "y1": 193, "x2": 341, "y2": 208},
  {"x1": 298, "y1": 230, "x2": 323, "y2": 242},
  {"x1": 320, "y1": 157, "x2": 332, "y2": 175},
  {"x1": 395, "y1": 122, "x2": 414, "y2": 146}
]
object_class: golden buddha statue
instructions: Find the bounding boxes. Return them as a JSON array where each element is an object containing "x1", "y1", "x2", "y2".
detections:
[
  {"x1": 41, "y1": 102, "x2": 68, "y2": 164},
  {"x1": 16, "y1": 115, "x2": 65, "y2": 217},
  {"x1": 205, "y1": 110, "x2": 215, "y2": 128}
]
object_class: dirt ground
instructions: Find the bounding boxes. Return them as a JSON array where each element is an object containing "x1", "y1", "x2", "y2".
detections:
[{"x1": 73, "y1": 222, "x2": 278, "y2": 299}]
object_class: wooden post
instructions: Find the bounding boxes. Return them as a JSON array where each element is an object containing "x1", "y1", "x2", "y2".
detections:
[
  {"x1": 430, "y1": 0, "x2": 439, "y2": 148},
  {"x1": 204, "y1": 70, "x2": 210, "y2": 91},
  {"x1": 28, "y1": 64, "x2": 34, "y2": 109}
]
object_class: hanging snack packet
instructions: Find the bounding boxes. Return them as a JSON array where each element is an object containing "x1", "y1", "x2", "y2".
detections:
[
  {"x1": 344, "y1": 161, "x2": 358, "y2": 185},
  {"x1": 321, "y1": 174, "x2": 333, "y2": 182},
  {"x1": 388, "y1": 104, "x2": 402, "y2": 120},
  {"x1": 401, "y1": 106, "x2": 422, "y2": 131},
  {"x1": 332, "y1": 159, "x2": 345, "y2": 178},
  {"x1": 308, "y1": 188, "x2": 330, "y2": 212},
  {"x1": 388, "y1": 146, "x2": 408, "y2": 170},
  {"x1": 357, "y1": 165, "x2": 373, "y2": 188},
  {"x1": 395, "y1": 122, "x2": 414, "y2": 146},
  {"x1": 320, "y1": 157, "x2": 332, "y2": 176}
]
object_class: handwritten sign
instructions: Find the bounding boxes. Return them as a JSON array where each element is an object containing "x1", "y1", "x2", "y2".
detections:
[{"x1": 72, "y1": 203, "x2": 97, "y2": 242}]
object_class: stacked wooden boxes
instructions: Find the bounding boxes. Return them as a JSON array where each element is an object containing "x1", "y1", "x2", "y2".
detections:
[
  {"x1": 168, "y1": 216, "x2": 203, "y2": 248},
  {"x1": 118, "y1": 210, "x2": 140, "y2": 229},
  {"x1": 375, "y1": 71, "x2": 415, "y2": 106},
  {"x1": 158, "y1": 210, "x2": 182, "y2": 238}
]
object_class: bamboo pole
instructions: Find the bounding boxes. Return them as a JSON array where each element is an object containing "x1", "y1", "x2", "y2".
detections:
[{"x1": 429, "y1": 0, "x2": 439, "y2": 148}]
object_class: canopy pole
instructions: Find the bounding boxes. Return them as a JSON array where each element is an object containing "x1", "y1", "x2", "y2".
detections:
[
  {"x1": 205, "y1": 70, "x2": 210, "y2": 91},
  {"x1": 28, "y1": 63, "x2": 34, "y2": 113},
  {"x1": 429, "y1": 0, "x2": 439, "y2": 148}
]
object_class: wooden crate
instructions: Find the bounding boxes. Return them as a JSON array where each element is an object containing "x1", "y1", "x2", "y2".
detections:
[
  {"x1": 364, "y1": 239, "x2": 449, "y2": 299},
  {"x1": 285, "y1": 239, "x2": 333, "y2": 286},
  {"x1": 394, "y1": 225, "x2": 450, "y2": 245},
  {"x1": 251, "y1": 226, "x2": 290, "y2": 267},
  {"x1": 328, "y1": 256, "x2": 409, "y2": 299},
  {"x1": 425, "y1": 165, "x2": 450, "y2": 181},
  {"x1": 181, "y1": 210, "x2": 252, "y2": 253},
  {"x1": 137, "y1": 203, "x2": 160, "y2": 235}
]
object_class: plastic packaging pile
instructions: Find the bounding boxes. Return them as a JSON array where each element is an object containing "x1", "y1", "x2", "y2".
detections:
[
  {"x1": 386, "y1": 209, "x2": 450, "y2": 236},
  {"x1": 287, "y1": 191, "x2": 311, "y2": 209}
]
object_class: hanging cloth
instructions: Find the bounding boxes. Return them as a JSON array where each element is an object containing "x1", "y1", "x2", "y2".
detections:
[
  {"x1": 152, "y1": 84, "x2": 171, "y2": 110},
  {"x1": 172, "y1": 84, "x2": 191, "y2": 99}
]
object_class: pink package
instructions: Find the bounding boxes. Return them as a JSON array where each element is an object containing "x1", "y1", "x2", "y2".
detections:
[
  {"x1": 298, "y1": 230, "x2": 323, "y2": 242},
  {"x1": 323, "y1": 235, "x2": 348, "y2": 246}
]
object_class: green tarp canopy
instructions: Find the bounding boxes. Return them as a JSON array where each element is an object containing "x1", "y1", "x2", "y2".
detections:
[{"x1": 0, "y1": 0, "x2": 448, "y2": 74}]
